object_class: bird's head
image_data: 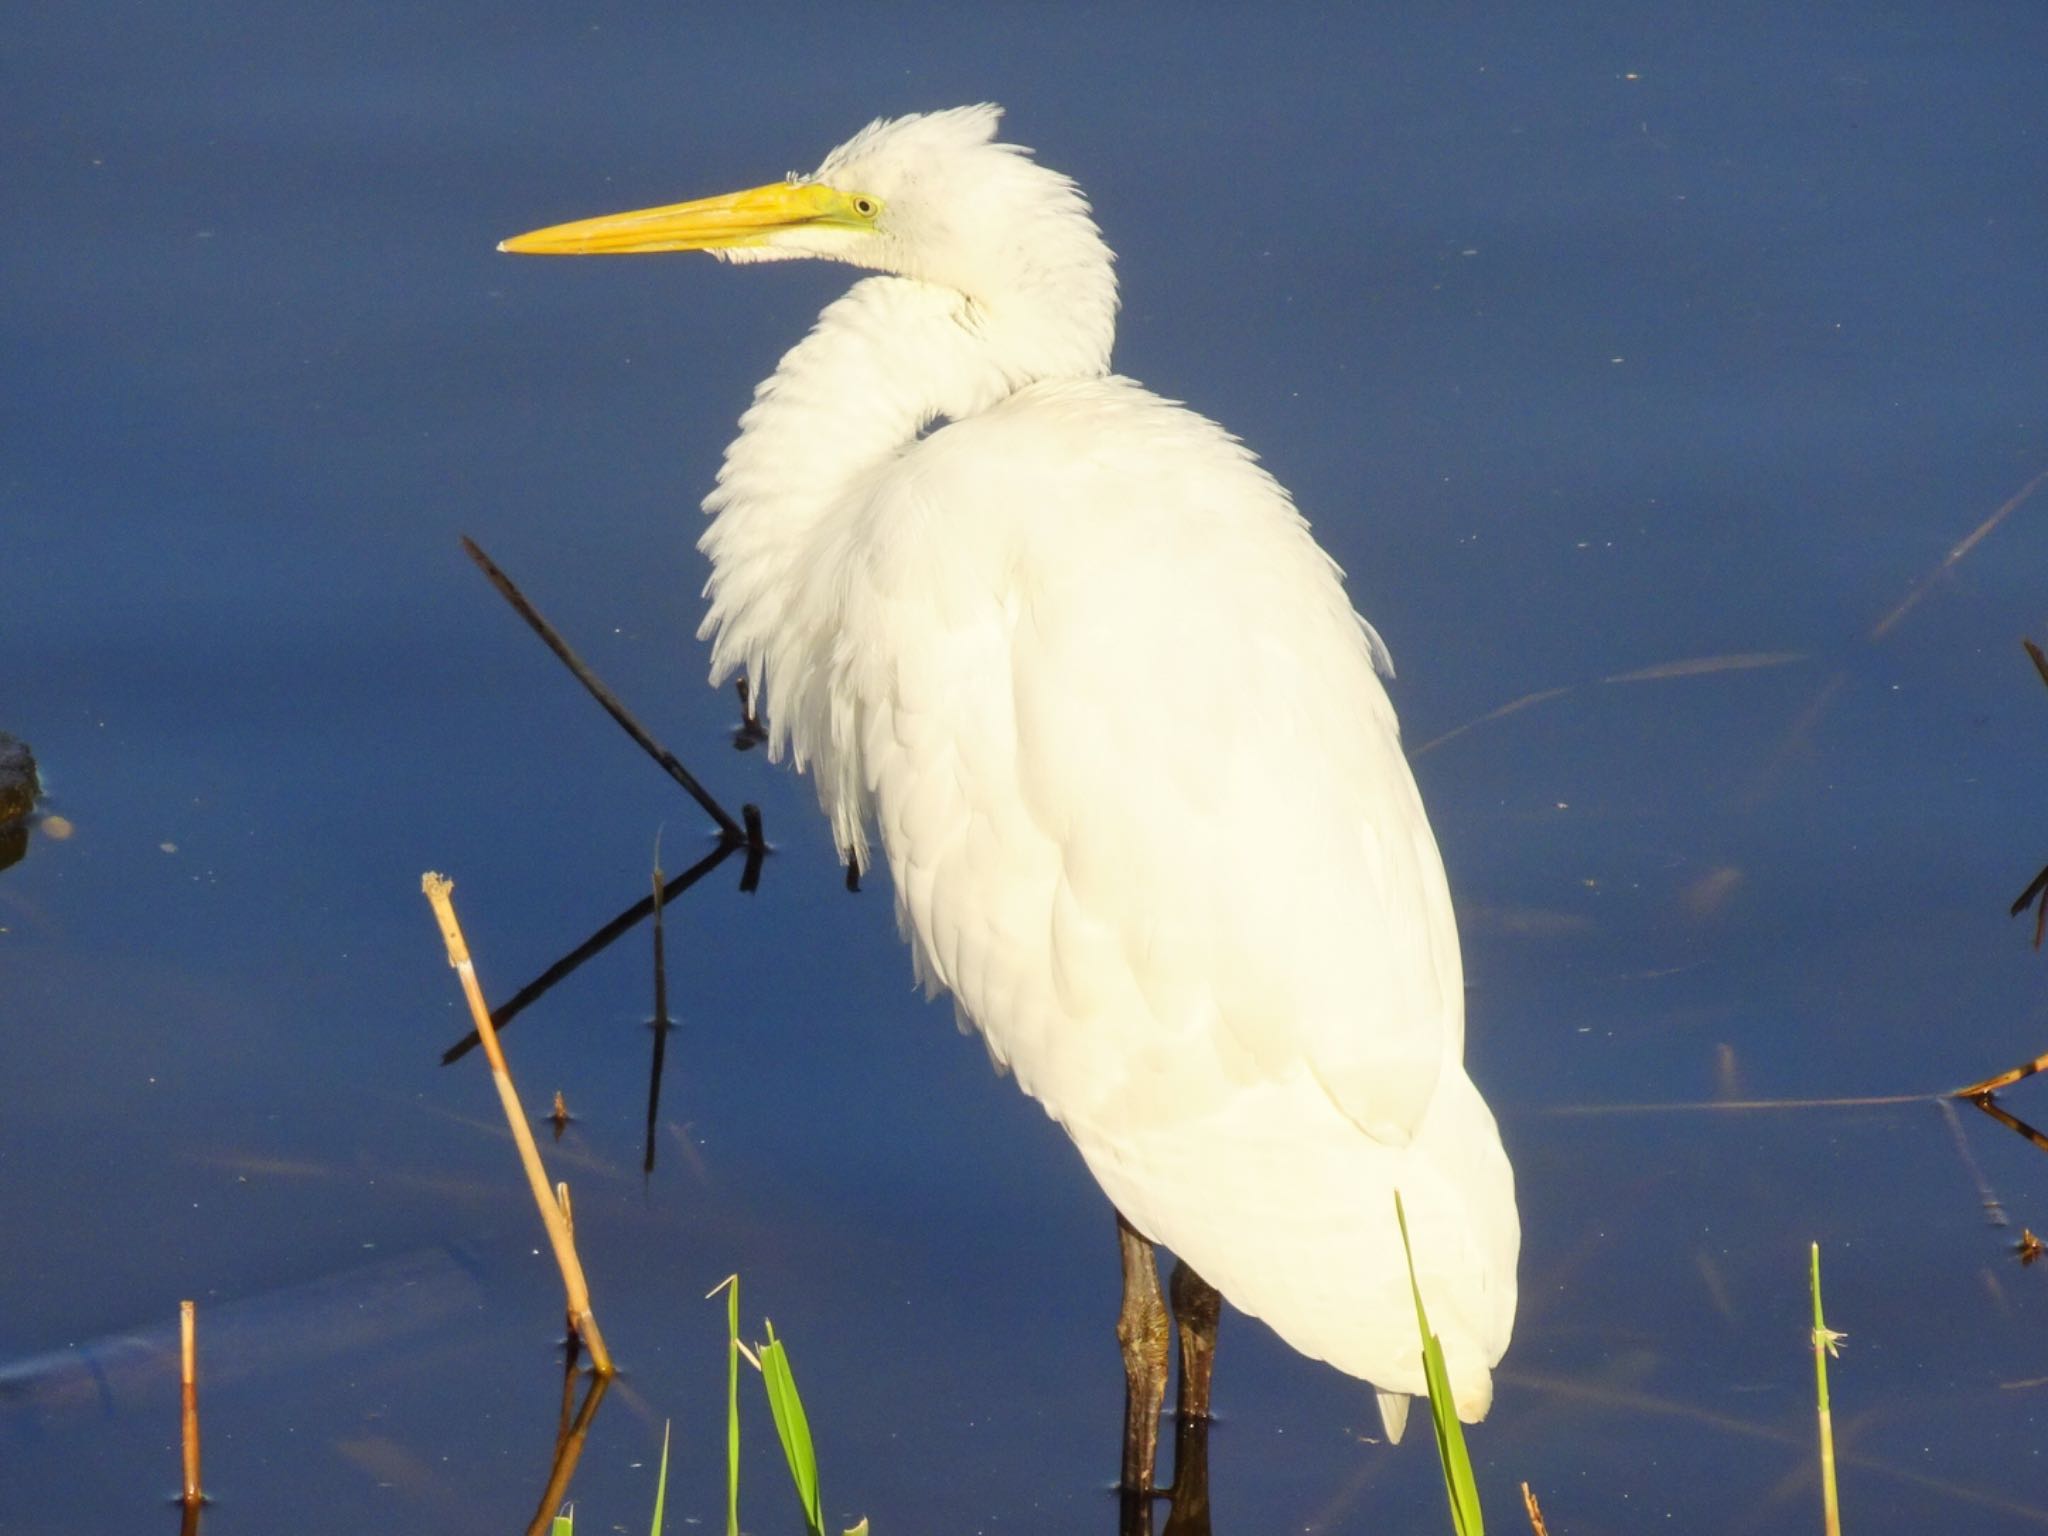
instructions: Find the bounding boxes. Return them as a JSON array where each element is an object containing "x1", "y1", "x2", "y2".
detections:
[{"x1": 501, "y1": 105, "x2": 1116, "y2": 345}]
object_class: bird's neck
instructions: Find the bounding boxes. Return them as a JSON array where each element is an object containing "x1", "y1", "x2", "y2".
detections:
[{"x1": 697, "y1": 273, "x2": 1110, "y2": 848}]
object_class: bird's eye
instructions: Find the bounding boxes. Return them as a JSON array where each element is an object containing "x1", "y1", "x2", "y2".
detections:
[{"x1": 851, "y1": 195, "x2": 879, "y2": 219}]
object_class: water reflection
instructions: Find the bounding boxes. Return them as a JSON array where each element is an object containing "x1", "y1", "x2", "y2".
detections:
[
  {"x1": 0, "y1": 1247, "x2": 484, "y2": 1431},
  {"x1": 11, "y1": 4, "x2": 2048, "y2": 1530},
  {"x1": 438, "y1": 836, "x2": 747, "y2": 1066},
  {"x1": 524, "y1": 1349, "x2": 611, "y2": 1536}
]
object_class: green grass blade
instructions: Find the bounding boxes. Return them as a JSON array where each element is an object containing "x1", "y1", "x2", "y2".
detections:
[
  {"x1": 551, "y1": 1505, "x2": 574, "y2": 1536},
  {"x1": 728, "y1": 1282, "x2": 742, "y2": 1536},
  {"x1": 1811, "y1": 1242, "x2": 1843, "y2": 1536},
  {"x1": 1394, "y1": 1191, "x2": 1485, "y2": 1536},
  {"x1": 759, "y1": 1320, "x2": 826, "y2": 1536},
  {"x1": 649, "y1": 1419, "x2": 672, "y2": 1536}
]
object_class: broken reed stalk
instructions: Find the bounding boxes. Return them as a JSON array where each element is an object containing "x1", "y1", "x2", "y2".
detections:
[
  {"x1": 1954, "y1": 1052, "x2": 2048, "y2": 1100},
  {"x1": 179, "y1": 1299, "x2": 202, "y2": 1507},
  {"x1": 422, "y1": 872, "x2": 613, "y2": 1376}
]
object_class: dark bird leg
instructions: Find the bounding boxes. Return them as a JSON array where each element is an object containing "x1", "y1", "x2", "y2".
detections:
[
  {"x1": 1169, "y1": 1258, "x2": 1221, "y2": 1424},
  {"x1": 1161, "y1": 1258, "x2": 1220, "y2": 1536},
  {"x1": 1160, "y1": 1414, "x2": 1212, "y2": 1536},
  {"x1": 1117, "y1": 1213, "x2": 1171, "y2": 1508}
]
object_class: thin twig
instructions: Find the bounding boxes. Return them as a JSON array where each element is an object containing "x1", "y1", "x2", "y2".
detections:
[
  {"x1": 1520, "y1": 1481, "x2": 1550, "y2": 1536},
  {"x1": 1971, "y1": 1094, "x2": 2048, "y2": 1159},
  {"x1": 645, "y1": 847, "x2": 673, "y2": 1177},
  {"x1": 741, "y1": 803, "x2": 767, "y2": 894},
  {"x1": 441, "y1": 839, "x2": 739, "y2": 1064},
  {"x1": 422, "y1": 872, "x2": 612, "y2": 1375},
  {"x1": 733, "y1": 678, "x2": 768, "y2": 750},
  {"x1": 2028, "y1": 639, "x2": 2048, "y2": 691},
  {"x1": 2012, "y1": 639, "x2": 2048, "y2": 949},
  {"x1": 461, "y1": 535, "x2": 746, "y2": 841},
  {"x1": 1955, "y1": 1050, "x2": 2048, "y2": 1099},
  {"x1": 2012, "y1": 862, "x2": 2048, "y2": 944},
  {"x1": 179, "y1": 1299, "x2": 202, "y2": 1508}
]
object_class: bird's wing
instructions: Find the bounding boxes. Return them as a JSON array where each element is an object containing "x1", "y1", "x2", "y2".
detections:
[{"x1": 844, "y1": 378, "x2": 1462, "y2": 1148}]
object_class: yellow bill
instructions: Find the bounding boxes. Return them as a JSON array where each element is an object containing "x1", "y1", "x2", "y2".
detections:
[{"x1": 499, "y1": 180, "x2": 877, "y2": 255}]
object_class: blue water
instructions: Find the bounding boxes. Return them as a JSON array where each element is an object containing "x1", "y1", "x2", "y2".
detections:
[{"x1": 8, "y1": 4, "x2": 2048, "y2": 1531}]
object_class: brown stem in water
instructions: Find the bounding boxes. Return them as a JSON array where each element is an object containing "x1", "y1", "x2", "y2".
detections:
[
  {"x1": 179, "y1": 1299, "x2": 202, "y2": 1508},
  {"x1": 1955, "y1": 1052, "x2": 2048, "y2": 1100},
  {"x1": 524, "y1": 1367, "x2": 613, "y2": 1536},
  {"x1": 423, "y1": 872, "x2": 613, "y2": 1375}
]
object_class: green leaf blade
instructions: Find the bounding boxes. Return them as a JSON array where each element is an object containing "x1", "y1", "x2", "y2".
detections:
[
  {"x1": 649, "y1": 1419, "x2": 672, "y2": 1536},
  {"x1": 759, "y1": 1321, "x2": 825, "y2": 1536},
  {"x1": 1394, "y1": 1191, "x2": 1485, "y2": 1536},
  {"x1": 718, "y1": 1277, "x2": 741, "y2": 1536}
]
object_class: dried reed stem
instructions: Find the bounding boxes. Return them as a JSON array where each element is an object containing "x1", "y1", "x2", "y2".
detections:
[
  {"x1": 423, "y1": 872, "x2": 612, "y2": 1375},
  {"x1": 1955, "y1": 1053, "x2": 2048, "y2": 1099},
  {"x1": 1520, "y1": 1481, "x2": 1549, "y2": 1535},
  {"x1": 179, "y1": 1299, "x2": 202, "y2": 1507}
]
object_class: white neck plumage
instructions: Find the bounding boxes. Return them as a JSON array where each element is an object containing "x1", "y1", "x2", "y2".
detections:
[{"x1": 695, "y1": 264, "x2": 1115, "y2": 857}]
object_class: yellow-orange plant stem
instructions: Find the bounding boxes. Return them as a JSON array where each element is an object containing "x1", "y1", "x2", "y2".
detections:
[
  {"x1": 179, "y1": 1300, "x2": 202, "y2": 1507},
  {"x1": 423, "y1": 872, "x2": 613, "y2": 1375}
]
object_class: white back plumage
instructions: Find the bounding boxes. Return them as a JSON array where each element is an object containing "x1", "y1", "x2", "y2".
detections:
[{"x1": 697, "y1": 106, "x2": 1517, "y2": 1424}]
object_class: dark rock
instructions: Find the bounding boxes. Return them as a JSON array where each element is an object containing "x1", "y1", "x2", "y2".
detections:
[{"x1": 0, "y1": 733, "x2": 39, "y2": 827}]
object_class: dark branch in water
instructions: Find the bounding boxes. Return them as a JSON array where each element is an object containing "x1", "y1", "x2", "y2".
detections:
[
  {"x1": 460, "y1": 535, "x2": 746, "y2": 841},
  {"x1": 741, "y1": 803, "x2": 767, "y2": 894},
  {"x1": 645, "y1": 852, "x2": 673, "y2": 1177},
  {"x1": 2012, "y1": 639, "x2": 2048, "y2": 948},
  {"x1": 1969, "y1": 1092, "x2": 2048, "y2": 1160},
  {"x1": 2012, "y1": 863, "x2": 2048, "y2": 949},
  {"x1": 440, "y1": 840, "x2": 739, "y2": 1065},
  {"x1": 2026, "y1": 638, "x2": 2048, "y2": 691},
  {"x1": 733, "y1": 677, "x2": 768, "y2": 751}
]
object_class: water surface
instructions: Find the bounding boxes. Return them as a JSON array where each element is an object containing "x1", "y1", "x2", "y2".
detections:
[{"x1": 8, "y1": 4, "x2": 2048, "y2": 1532}]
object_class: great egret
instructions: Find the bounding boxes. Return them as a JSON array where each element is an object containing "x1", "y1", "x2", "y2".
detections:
[{"x1": 503, "y1": 104, "x2": 1518, "y2": 1487}]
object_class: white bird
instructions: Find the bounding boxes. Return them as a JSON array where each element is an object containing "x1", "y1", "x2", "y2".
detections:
[{"x1": 502, "y1": 104, "x2": 1517, "y2": 1485}]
